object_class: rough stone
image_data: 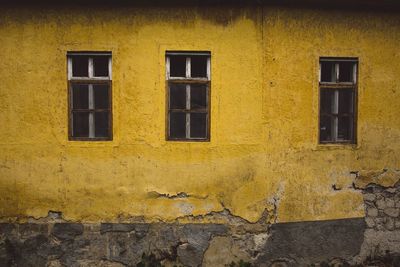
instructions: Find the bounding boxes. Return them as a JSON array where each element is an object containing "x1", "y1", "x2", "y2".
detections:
[
  {"x1": 386, "y1": 217, "x2": 395, "y2": 231},
  {"x1": 365, "y1": 217, "x2": 375, "y2": 228},
  {"x1": 376, "y1": 199, "x2": 387, "y2": 209},
  {"x1": 367, "y1": 207, "x2": 378, "y2": 217},
  {"x1": 52, "y1": 223, "x2": 84, "y2": 240},
  {"x1": 363, "y1": 193, "x2": 376, "y2": 202},
  {"x1": 386, "y1": 198, "x2": 396, "y2": 208},
  {"x1": 384, "y1": 207, "x2": 400, "y2": 218}
]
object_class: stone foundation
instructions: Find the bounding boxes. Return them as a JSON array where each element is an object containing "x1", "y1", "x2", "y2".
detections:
[{"x1": 1, "y1": 184, "x2": 400, "y2": 266}]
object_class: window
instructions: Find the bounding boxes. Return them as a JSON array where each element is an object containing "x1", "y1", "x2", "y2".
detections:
[
  {"x1": 166, "y1": 51, "x2": 210, "y2": 141},
  {"x1": 319, "y1": 58, "x2": 357, "y2": 144},
  {"x1": 67, "y1": 52, "x2": 112, "y2": 140}
]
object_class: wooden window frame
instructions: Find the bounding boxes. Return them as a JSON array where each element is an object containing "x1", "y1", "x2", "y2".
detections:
[
  {"x1": 166, "y1": 51, "x2": 211, "y2": 141},
  {"x1": 319, "y1": 57, "x2": 358, "y2": 144},
  {"x1": 67, "y1": 52, "x2": 112, "y2": 141}
]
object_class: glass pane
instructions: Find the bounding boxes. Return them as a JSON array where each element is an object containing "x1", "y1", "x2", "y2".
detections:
[
  {"x1": 191, "y1": 84, "x2": 207, "y2": 110},
  {"x1": 72, "y1": 56, "x2": 89, "y2": 77},
  {"x1": 191, "y1": 55, "x2": 208, "y2": 78},
  {"x1": 95, "y1": 112, "x2": 109, "y2": 137},
  {"x1": 169, "y1": 112, "x2": 186, "y2": 138},
  {"x1": 72, "y1": 84, "x2": 89, "y2": 109},
  {"x1": 338, "y1": 116, "x2": 353, "y2": 141},
  {"x1": 320, "y1": 89, "x2": 334, "y2": 114},
  {"x1": 339, "y1": 62, "x2": 355, "y2": 82},
  {"x1": 338, "y1": 89, "x2": 354, "y2": 114},
  {"x1": 94, "y1": 84, "x2": 109, "y2": 109},
  {"x1": 190, "y1": 113, "x2": 207, "y2": 138},
  {"x1": 169, "y1": 84, "x2": 186, "y2": 109},
  {"x1": 320, "y1": 115, "x2": 333, "y2": 142},
  {"x1": 93, "y1": 56, "x2": 109, "y2": 77},
  {"x1": 320, "y1": 61, "x2": 335, "y2": 82},
  {"x1": 169, "y1": 55, "x2": 186, "y2": 77},
  {"x1": 73, "y1": 112, "x2": 89, "y2": 137}
]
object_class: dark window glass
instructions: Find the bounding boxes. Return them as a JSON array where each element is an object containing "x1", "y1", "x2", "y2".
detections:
[
  {"x1": 170, "y1": 112, "x2": 186, "y2": 138},
  {"x1": 190, "y1": 113, "x2": 207, "y2": 138},
  {"x1": 191, "y1": 55, "x2": 208, "y2": 78},
  {"x1": 191, "y1": 84, "x2": 207, "y2": 109},
  {"x1": 320, "y1": 89, "x2": 334, "y2": 114},
  {"x1": 95, "y1": 112, "x2": 109, "y2": 137},
  {"x1": 320, "y1": 115, "x2": 333, "y2": 142},
  {"x1": 338, "y1": 116, "x2": 352, "y2": 141},
  {"x1": 93, "y1": 56, "x2": 109, "y2": 77},
  {"x1": 94, "y1": 84, "x2": 109, "y2": 109},
  {"x1": 339, "y1": 89, "x2": 354, "y2": 114},
  {"x1": 72, "y1": 84, "x2": 89, "y2": 109},
  {"x1": 72, "y1": 56, "x2": 89, "y2": 77},
  {"x1": 320, "y1": 61, "x2": 335, "y2": 82},
  {"x1": 170, "y1": 84, "x2": 186, "y2": 109},
  {"x1": 339, "y1": 62, "x2": 354, "y2": 82},
  {"x1": 73, "y1": 112, "x2": 89, "y2": 137},
  {"x1": 170, "y1": 55, "x2": 186, "y2": 77}
]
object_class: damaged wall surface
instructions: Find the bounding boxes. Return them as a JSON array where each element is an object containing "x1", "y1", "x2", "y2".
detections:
[
  {"x1": 1, "y1": 184, "x2": 400, "y2": 266},
  {"x1": 0, "y1": 2, "x2": 400, "y2": 266}
]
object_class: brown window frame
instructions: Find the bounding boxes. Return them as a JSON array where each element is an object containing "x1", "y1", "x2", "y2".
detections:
[
  {"x1": 319, "y1": 57, "x2": 358, "y2": 144},
  {"x1": 166, "y1": 51, "x2": 211, "y2": 141},
  {"x1": 67, "y1": 52, "x2": 113, "y2": 141}
]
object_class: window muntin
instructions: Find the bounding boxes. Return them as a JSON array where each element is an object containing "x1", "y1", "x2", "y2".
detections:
[
  {"x1": 68, "y1": 52, "x2": 112, "y2": 140},
  {"x1": 166, "y1": 52, "x2": 210, "y2": 141},
  {"x1": 319, "y1": 58, "x2": 357, "y2": 144}
]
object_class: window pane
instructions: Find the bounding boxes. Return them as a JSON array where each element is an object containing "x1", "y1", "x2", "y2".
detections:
[
  {"x1": 93, "y1": 56, "x2": 109, "y2": 77},
  {"x1": 190, "y1": 113, "x2": 207, "y2": 138},
  {"x1": 73, "y1": 112, "x2": 89, "y2": 137},
  {"x1": 94, "y1": 84, "x2": 109, "y2": 109},
  {"x1": 169, "y1": 84, "x2": 186, "y2": 109},
  {"x1": 320, "y1": 115, "x2": 333, "y2": 142},
  {"x1": 72, "y1": 84, "x2": 89, "y2": 109},
  {"x1": 320, "y1": 61, "x2": 335, "y2": 82},
  {"x1": 338, "y1": 116, "x2": 353, "y2": 141},
  {"x1": 72, "y1": 56, "x2": 89, "y2": 77},
  {"x1": 338, "y1": 89, "x2": 354, "y2": 114},
  {"x1": 169, "y1": 55, "x2": 186, "y2": 77},
  {"x1": 320, "y1": 89, "x2": 334, "y2": 114},
  {"x1": 339, "y1": 62, "x2": 355, "y2": 83},
  {"x1": 191, "y1": 84, "x2": 207, "y2": 110},
  {"x1": 191, "y1": 55, "x2": 208, "y2": 78},
  {"x1": 95, "y1": 112, "x2": 109, "y2": 137},
  {"x1": 169, "y1": 112, "x2": 186, "y2": 138}
]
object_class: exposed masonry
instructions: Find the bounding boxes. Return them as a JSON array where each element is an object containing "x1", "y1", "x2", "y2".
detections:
[{"x1": 1, "y1": 179, "x2": 400, "y2": 266}]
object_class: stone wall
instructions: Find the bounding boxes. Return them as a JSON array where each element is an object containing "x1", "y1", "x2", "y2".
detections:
[{"x1": 1, "y1": 183, "x2": 400, "y2": 267}]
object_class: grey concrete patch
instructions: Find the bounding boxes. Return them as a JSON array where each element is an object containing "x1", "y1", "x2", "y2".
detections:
[{"x1": 254, "y1": 218, "x2": 366, "y2": 266}]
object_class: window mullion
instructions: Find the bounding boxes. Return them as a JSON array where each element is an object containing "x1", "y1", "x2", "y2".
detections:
[
  {"x1": 335, "y1": 63, "x2": 339, "y2": 82},
  {"x1": 332, "y1": 90, "x2": 339, "y2": 141},
  {"x1": 88, "y1": 57, "x2": 94, "y2": 78},
  {"x1": 186, "y1": 84, "x2": 191, "y2": 139},
  {"x1": 88, "y1": 84, "x2": 95, "y2": 138},
  {"x1": 186, "y1": 57, "x2": 191, "y2": 78}
]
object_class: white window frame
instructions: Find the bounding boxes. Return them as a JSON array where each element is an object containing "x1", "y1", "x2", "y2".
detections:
[
  {"x1": 166, "y1": 51, "x2": 211, "y2": 141},
  {"x1": 67, "y1": 52, "x2": 112, "y2": 140},
  {"x1": 319, "y1": 57, "x2": 358, "y2": 144}
]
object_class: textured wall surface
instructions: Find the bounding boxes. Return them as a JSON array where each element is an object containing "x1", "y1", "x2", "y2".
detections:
[
  {"x1": 1, "y1": 184, "x2": 400, "y2": 266},
  {"x1": 0, "y1": 4, "x2": 399, "y2": 225}
]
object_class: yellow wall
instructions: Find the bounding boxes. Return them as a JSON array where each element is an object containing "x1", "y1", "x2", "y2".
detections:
[{"x1": 0, "y1": 5, "x2": 399, "y2": 223}]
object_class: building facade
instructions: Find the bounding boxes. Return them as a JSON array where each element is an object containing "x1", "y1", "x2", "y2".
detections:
[{"x1": 1, "y1": 1, "x2": 400, "y2": 266}]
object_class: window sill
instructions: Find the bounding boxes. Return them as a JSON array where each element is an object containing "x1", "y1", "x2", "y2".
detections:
[{"x1": 313, "y1": 143, "x2": 359, "y2": 151}]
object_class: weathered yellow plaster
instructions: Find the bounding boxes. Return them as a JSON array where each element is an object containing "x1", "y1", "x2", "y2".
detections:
[{"x1": 0, "y1": 6, "x2": 399, "y2": 223}]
